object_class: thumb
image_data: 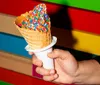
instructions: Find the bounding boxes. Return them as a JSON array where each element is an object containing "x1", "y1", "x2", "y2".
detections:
[{"x1": 48, "y1": 49, "x2": 73, "y2": 60}]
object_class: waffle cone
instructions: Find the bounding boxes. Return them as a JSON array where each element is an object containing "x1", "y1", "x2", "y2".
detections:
[
  {"x1": 14, "y1": 4, "x2": 52, "y2": 50},
  {"x1": 15, "y1": 25, "x2": 51, "y2": 50}
]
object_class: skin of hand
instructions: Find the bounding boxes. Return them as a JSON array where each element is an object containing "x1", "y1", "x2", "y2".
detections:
[{"x1": 29, "y1": 49, "x2": 100, "y2": 84}]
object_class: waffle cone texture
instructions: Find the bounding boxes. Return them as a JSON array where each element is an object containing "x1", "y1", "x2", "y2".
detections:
[{"x1": 15, "y1": 15, "x2": 52, "y2": 50}]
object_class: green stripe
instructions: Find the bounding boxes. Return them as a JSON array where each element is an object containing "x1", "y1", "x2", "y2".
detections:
[
  {"x1": 0, "y1": 81, "x2": 13, "y2": 85},
  {"x1": 43, "y1": 0, "x2": 100, "y2": 12}
]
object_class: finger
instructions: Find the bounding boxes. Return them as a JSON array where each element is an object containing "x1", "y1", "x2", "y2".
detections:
[
  {"x1": 43, "y1": 74, "x2": 58, "y2": 81},
  {"x1": 32, "y1": 55, "x2": 42, "y2": 67},
  {"x1": 28, "y1": 52, "x2": 34, "y2": 55},
  {"x1": 48, "y1": 49, "x2": 73, "y2": 60},
  {"x1": 36, "y1": 67, "x2": 55, "y2": 76}
]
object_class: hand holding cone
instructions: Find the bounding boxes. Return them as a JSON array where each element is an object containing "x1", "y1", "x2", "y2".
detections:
[{"x1": 14, "y1": 3, "x2": 57, "y2": 69}]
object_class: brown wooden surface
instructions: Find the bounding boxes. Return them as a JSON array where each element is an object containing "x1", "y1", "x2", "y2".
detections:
[
  {"x1": 0, "y1": 13, "x2": 21, "y2": 36},
  {"x1": 0, "y1": 51, "x2": 32, "y2": 76}
]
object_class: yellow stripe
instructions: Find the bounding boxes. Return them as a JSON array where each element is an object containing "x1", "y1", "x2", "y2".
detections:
[{"x1": 72, "y1": 30, "x2": 100, "y2": 55}]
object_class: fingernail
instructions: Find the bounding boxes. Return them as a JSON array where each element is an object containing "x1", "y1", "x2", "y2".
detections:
[
  {"x1": 37, "y1": 61, "x2": 42, "y2": 66},
  {"x1": 47, "y1": 53, "x2": 52, "y2": 57},
  {"x1": 54, "y1": 74, "x2": 58, "y2": 78},
  {"x1": 47, "y1": 53, "x2": 50, "y2": 57},
  {"x1": 50, "y1": 70, "x2": 55, "y2": 75},
  {"x1": 29, "y1": 52, "x2": 33, "y2": 55}
]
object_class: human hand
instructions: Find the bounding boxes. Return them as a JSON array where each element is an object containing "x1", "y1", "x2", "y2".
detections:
[
  {"x1": 30, "y1": 49, "x2": 100, "y2": 84},
  {"x1": 29, "y1": 49, "x2": 79, "y2": 84}
]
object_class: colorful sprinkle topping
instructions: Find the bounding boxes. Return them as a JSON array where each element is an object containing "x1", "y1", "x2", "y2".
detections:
[{"x1": 17, "y1": 4, "x2": 50, "y2": 32}]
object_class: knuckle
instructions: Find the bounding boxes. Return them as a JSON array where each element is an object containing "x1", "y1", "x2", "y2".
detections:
[
  {"x1": 65, "y1": 50, "x2": 70, "y2": 54},
  {"x1": 54, "y1": 49, "x2": 60, "y2": 54},
  {"x1": 54, "y1": 49, "x2": 60, "y2": 52},
  {"x1": 43, "y1": 76, "x2": 50, "y2": 81}
]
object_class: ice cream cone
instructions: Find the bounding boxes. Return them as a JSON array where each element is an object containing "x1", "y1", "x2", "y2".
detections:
[
  {"x1": 14, "y1": 3, "x2": 52, "y2": 50},
  {"x1": 14, "y1": 3, "x2": 57, "y2": 69},
  {"x1": 15, "y1": 24, "x2": 51, "y2": 50}
]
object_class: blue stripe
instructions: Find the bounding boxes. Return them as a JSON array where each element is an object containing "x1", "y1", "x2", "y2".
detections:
[
  {"x1": 0, "y1": 32, "x2": 98, "y2": 60},
  {"x1": 0, "y1": 32, "x2": 32, "y2": 58}
]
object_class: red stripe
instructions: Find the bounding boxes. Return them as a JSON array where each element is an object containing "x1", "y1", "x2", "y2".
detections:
[
  {"x1": 0, "y1": 67, "x2": 56, "y2": 85},
  {"x1": 68, "y1": 8, "x2": 100, "y2": 34},
  {"x1": 0, "y1": 0, "x2": 100, "y2": 34}
]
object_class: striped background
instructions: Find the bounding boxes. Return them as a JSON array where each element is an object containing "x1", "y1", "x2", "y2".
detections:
[
  {"x1": 0, "y1": 0, "x2": 100, "y2": 55},
  {"x1": 0, "y1": 0, "x2": 100, "y2": 84},
  {"x1": 0, "y1": 67, "x2": 56, "y2": 85}
]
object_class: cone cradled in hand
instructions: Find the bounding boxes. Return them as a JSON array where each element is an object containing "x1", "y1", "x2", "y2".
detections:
[{"x1": 15, "y1": 4, "x2": 52, "y2": 50}]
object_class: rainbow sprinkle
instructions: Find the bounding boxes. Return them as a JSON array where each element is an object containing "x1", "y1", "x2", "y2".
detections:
[{"x1": 18, "y1": 4, "x2": 50, "y2": 32}]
